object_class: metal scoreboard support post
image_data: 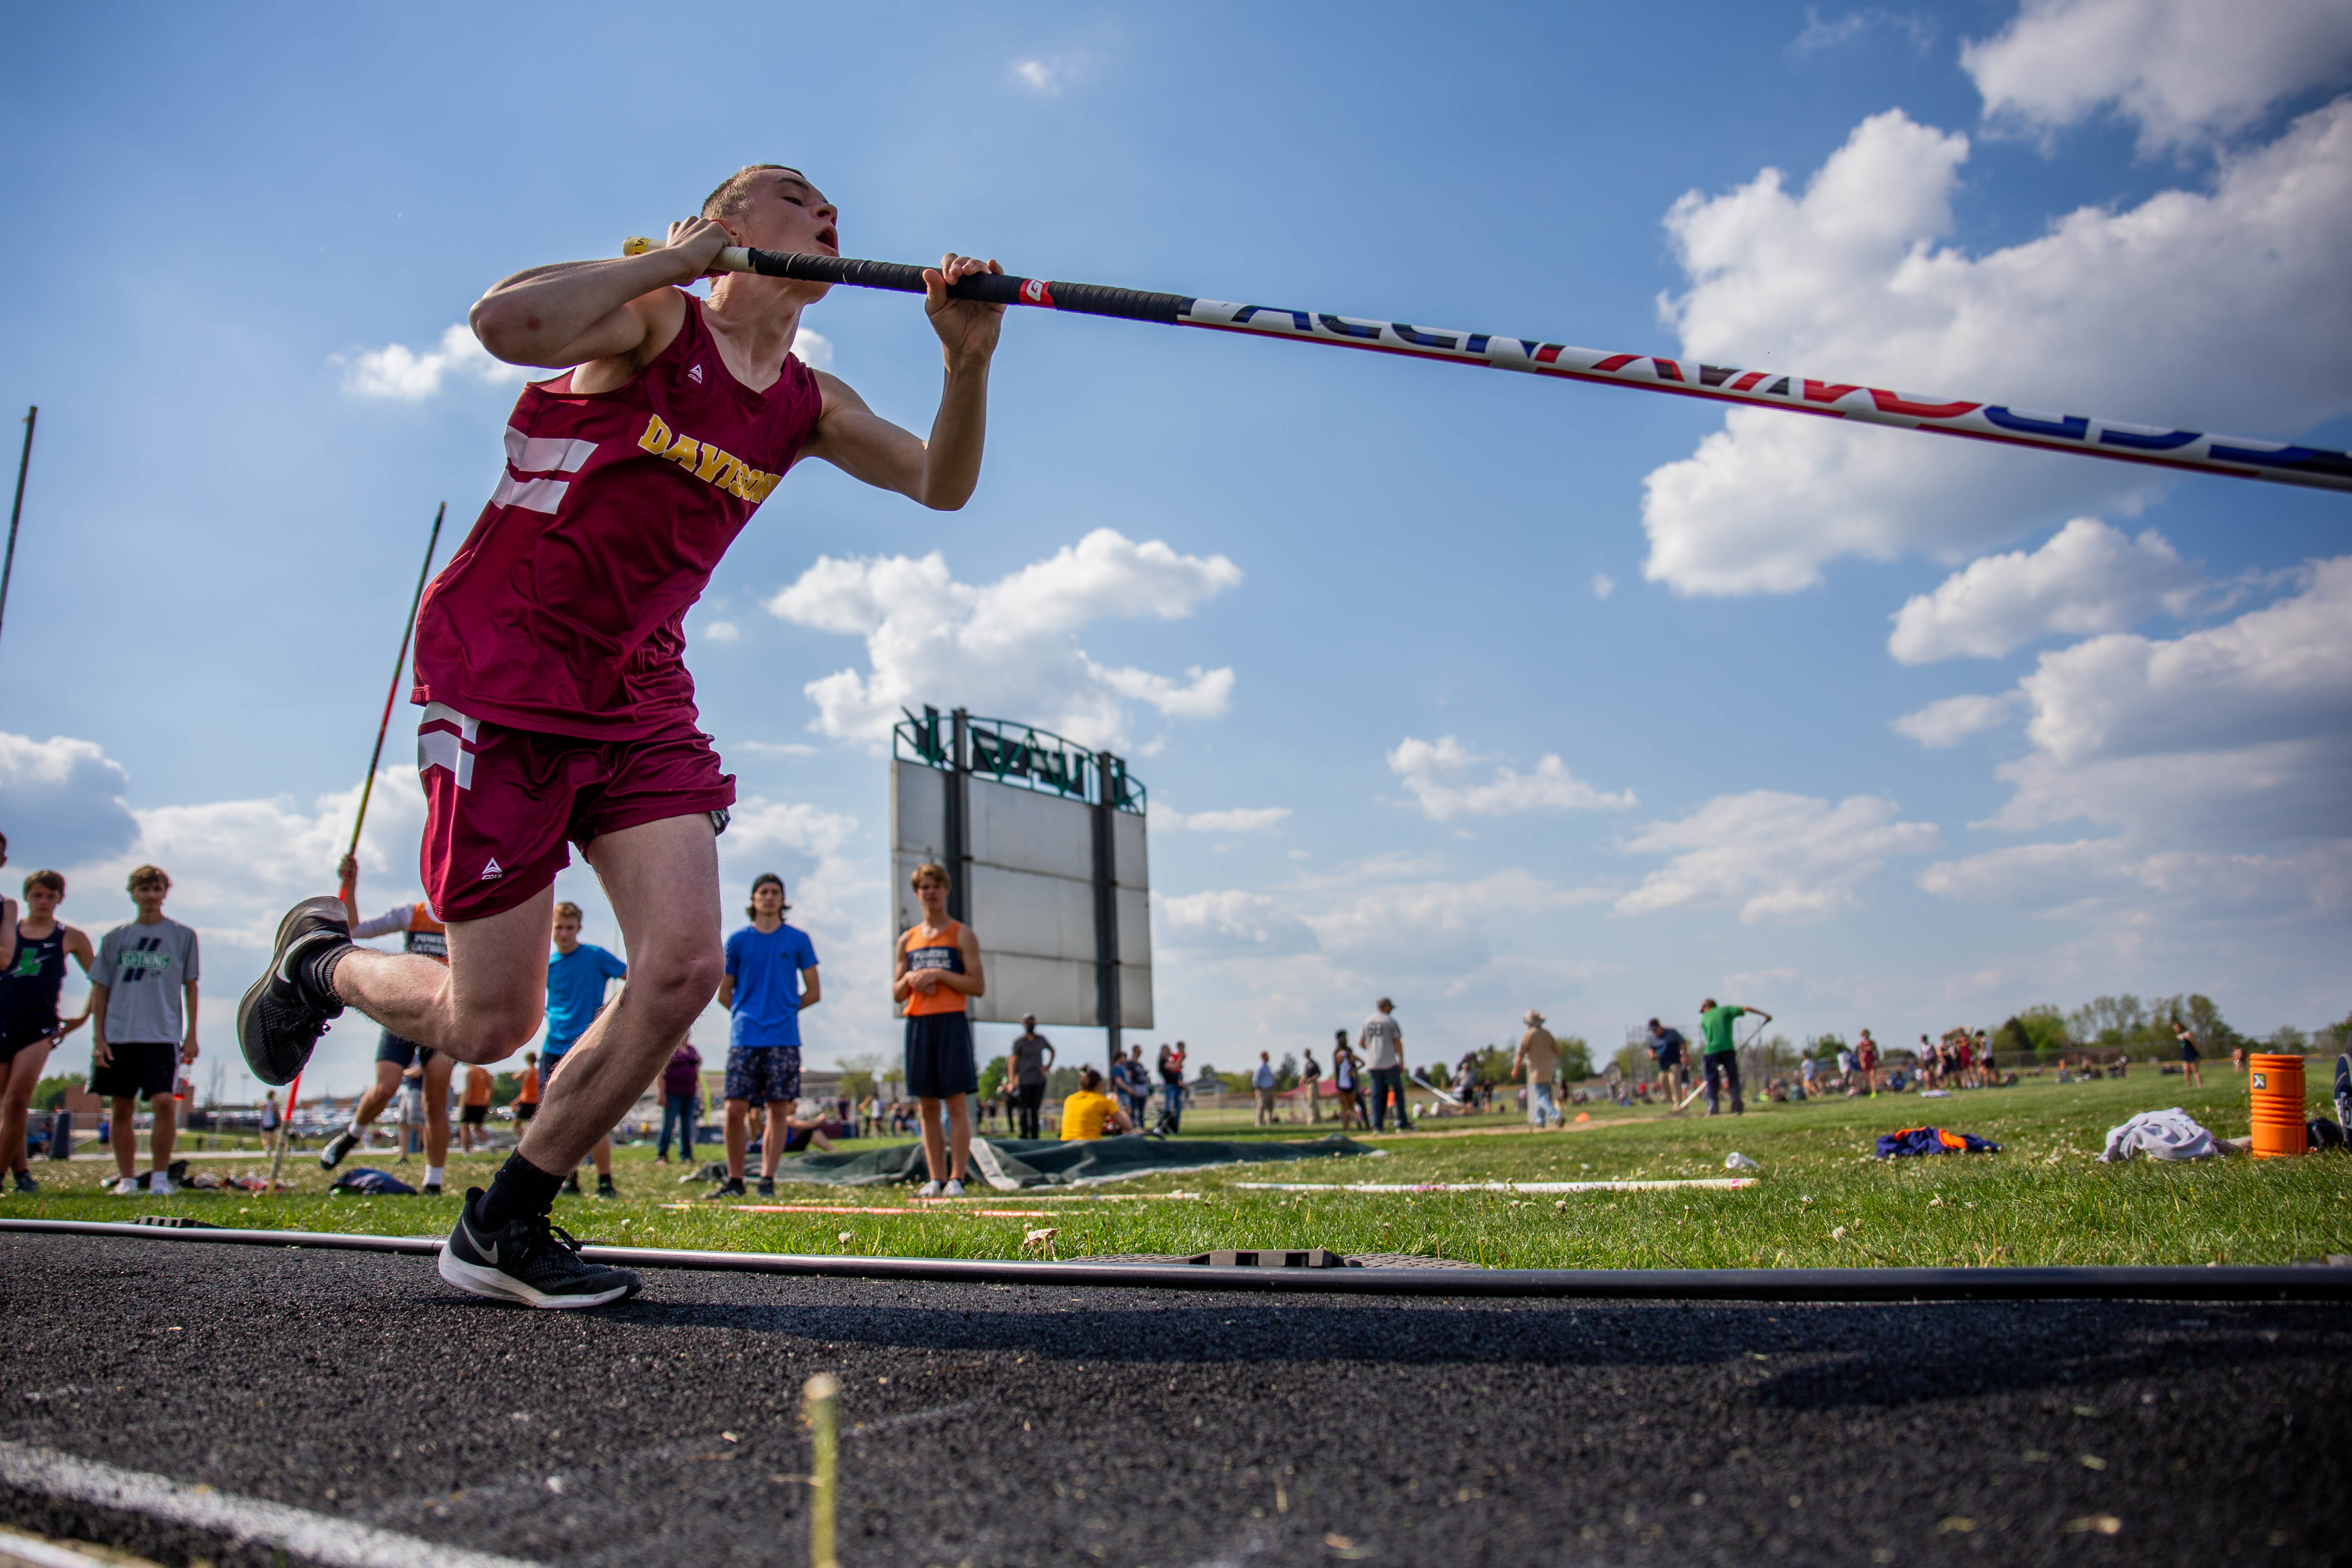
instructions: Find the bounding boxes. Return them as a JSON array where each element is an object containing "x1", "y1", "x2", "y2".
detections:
[{"x1": 892, "y1": 708, "x2": 1152, "y2": 1069}]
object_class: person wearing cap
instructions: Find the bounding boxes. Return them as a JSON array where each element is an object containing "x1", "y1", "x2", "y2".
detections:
[
  {"x1": 1357, "y1": 997, "x2": 1409, "y2": 1133},
  {"x1": 1513, "y1": 1010, "x2": 1561, "y2": 1128},
  {"x1": 1008, "y1": 1013, "x2": 1054, "y2": 1140}
]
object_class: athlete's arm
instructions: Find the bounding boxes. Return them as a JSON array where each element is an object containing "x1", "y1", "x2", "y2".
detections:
[
  {"x1": 890, "y1": 940, "x2": 916, "y2": 1004},
  {"x1": 183, "y1": 981, "x2": 200, "y2": 1063},
  {"x1": 800, "y1": 255, "x2": 1006, "y2": 510},
  {"x1": 87, "y1": 981, "x2": 110, "y2": 1067},
  {"x1": 468, "y1": 220, "x2": 730, "y2": 370},
  {"x1": 717, "y1": 975, "x2": 735, "y2": 1010},
  {"x1": 796, "y1": 966, "x2": 820, "y2": 1011}
]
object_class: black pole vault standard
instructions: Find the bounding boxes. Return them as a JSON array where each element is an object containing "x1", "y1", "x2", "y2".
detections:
[
  {"x1": 620, "y1": 237, "x2": 2352, "y2": 495},
  {"x1": 0, "y1": 406, "x2": 37, "y2": 655},
  {"x1": 5, "y1": 1220, "x2": 2349, "y2": 1303}
]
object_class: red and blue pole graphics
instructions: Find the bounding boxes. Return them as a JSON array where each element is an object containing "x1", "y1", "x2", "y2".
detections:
[{"x1": 624, "y1": 240, "x2": 2352, "y2": 495}]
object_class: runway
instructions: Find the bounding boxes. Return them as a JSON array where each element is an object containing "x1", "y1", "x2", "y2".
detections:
[{"x1": 0, "y1": 1233, "x2": 2341, "y2": 1566}]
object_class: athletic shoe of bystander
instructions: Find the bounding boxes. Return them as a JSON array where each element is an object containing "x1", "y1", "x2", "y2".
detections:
[
  {"x1": 701, "y1": 1179, "x2": 746, "y2": 1201},
  {"x1": 149, "y1": 1171, "x2": 176, "y2": 1196},
  {"x1": 438, "y1": 1189, "x2": 642, "y2": 1308},
  {"x1": 109, "y1": 1176, "x2": 139, "y2": 1196},
  {"x1": 13, "y1": 1173, "x2": 35, "y2": 1194},
  {"x1": 755, "y1": 1176, "x2": 775, "y2": 1198},
  {"x1": 595, "y1": 1177, "x2": 618, "y2": 1200},
  {"x1": 237, "y1": 898, "x2": 352, "y2": 1086}
]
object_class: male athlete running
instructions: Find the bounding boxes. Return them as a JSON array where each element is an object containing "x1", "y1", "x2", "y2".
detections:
[
  {"x1": 239, "y1": 164, "x2": 1006, "y2": 1307},
  {"x1": 317, "y1": 853, "x2": 456, "y2": 1194}
]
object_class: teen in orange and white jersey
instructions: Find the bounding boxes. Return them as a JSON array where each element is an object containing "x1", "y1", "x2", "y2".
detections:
[{"x1": 891, "y1": 861, "x2": 985, "y2": 1197}]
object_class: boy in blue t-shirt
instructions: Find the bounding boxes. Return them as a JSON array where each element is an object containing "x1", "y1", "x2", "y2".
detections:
[
  {"x1": 708, "y1": 874, "x2": 820, "y2": 1200},
  {"x1": 545, "y1": 900, "x2": 629, "y2": 1196}
]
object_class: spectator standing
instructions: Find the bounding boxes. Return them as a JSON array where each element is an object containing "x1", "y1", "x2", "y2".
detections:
[
  {"x1": 1358, "y1": 999, "x2": 1410, "y2": 1133},
  {"x1": 891, "y1": 861, "x2": 986, "y2": 1197},
  {"x1": 1646, "y1": 1019, "x2": 1689, "y2": 1109},
  {"x1": 1514, "y1": 1010, "x2": 1560, "y2": 1129},
  {"x1": 2175, "y1": 1020, "x2": 2205, "y2": 1089},
  {"x1": 1252, "y1": 1051, "x2": 1278, "y2": 1126},
  {"x1": 542, "y1": 902, "x2": 628, "y2": 1199},
  {"x1": 1156, "y1": 1039, "x2": 1187, "y2": 1132},
  {"x1": 1008, "y1": 1014, "x2": 1055, "y2": 1140},
  {"x1": 713, "y1": 873, "x2": 820, "y2": 1200},
  {"x1": 2, "y1": 869, "x2": 94, "y2": 1194},
  {"x1": 1299, "y1": 1047, "x2": 1323, "y2": 1124},
  {"x1": 1798, "y1": 1053, "x2": 1818, "y2": 1100},
  {"x1": 1332, "y1": 1038, "x2": 1362, "y2": 1131},
  {"x1": 657, "y1": 1042, "x2": 704, "y2": 1164},
  {"x1": 1119, "y1": 1044, "x2": 1151, "y2": 1127},
  {"x1": 88, "y1": 867, "x2": 200, "y2": 1196},
  {"x1": 1060, "y1": 1065, "x2": 1130, "y2": 1140},
  {"x1": 1855, "y1": 1029, "x2": 1880, "y2": 1097},
  {"x1": 514, "y1": 1053, "x2": 540, "y2": 1127},
  {"x1": 1840, "y1": 1042, "x2": 1860, "y2": 1095},
  {"x1": 459, "y1": 1064, "x2": 494, "y2": 1152},
  {"x1": 1697, "y1": 998, "x2": 1768, "y2": 1117},
  {"x1": 259, "y1": 1090, "x2": 283, "y2": 1156}
]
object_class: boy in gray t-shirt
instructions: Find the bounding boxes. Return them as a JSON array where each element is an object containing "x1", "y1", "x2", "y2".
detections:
[{"x1": 88, "y1": 866, "x2": 200, "y2": 1196}]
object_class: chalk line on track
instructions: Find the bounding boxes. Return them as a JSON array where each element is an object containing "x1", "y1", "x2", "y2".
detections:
[{"x1": 0, "y1": 1443, "x2": 546, "y2": 1568}]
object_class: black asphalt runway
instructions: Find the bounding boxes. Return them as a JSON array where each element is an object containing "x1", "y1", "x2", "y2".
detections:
[{"x1": 0, "y1": 1233, "x2": 2344, "y2": 1568}]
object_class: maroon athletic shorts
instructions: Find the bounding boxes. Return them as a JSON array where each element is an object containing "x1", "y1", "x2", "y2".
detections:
[{"x1": 416, "y1": 703, "x2": 734, "y2": 922}]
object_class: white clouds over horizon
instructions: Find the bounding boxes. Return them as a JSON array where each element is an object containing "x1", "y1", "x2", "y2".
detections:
[
  {"x1": 338, "y1": 324, "x2": 833, "y2": 400},
  {"x1": 767, "y1": 528, "x2": 1240, "y2": 750},
  {"x1": 1888, "y1": 518, "x2": 2205, "y2": 662},
  {"x1": 1616, "y1": 792, "x2": 1941, "y2": 924},
  {"x1": 1641, "y1": 96, "x2": 2352, "y2": 595},
  {"x1": 1962, "y1": 0, "x2": 2352, "y2": 155},
  {"x1": 1387, "y1": 736, "x2": 1635, "y2": 822}
]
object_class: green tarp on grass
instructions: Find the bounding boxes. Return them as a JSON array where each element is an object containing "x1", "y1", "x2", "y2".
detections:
[{"x1": 766, "y1": 1133, "x2": 1383, "y2": 1191}]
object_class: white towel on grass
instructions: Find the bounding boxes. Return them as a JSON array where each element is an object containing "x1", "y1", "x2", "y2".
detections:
[{"x1": 2099, "y1": 1107, "x2": 2219, "y2": 1162}]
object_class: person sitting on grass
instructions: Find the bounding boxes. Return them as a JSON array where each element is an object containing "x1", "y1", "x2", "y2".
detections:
[
  {"x1": 1060, "y1": 1066, "x2": 1131, "y2": 1141},
  {"x1": 776, "y1": 1098, "x2": 840, "y2": 1157}
]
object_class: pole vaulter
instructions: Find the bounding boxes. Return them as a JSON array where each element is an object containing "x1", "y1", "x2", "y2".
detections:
[
  {"x1": 266, "y1": 501, "x2": 445, "y2": 1195},
  {"x1": 626, "y1": 237, "x2": 2352, "y2": 496}
]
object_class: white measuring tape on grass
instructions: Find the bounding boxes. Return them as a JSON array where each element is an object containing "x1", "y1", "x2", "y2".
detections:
[{"x1": 1231, "y1": 1178, "x2": 1757, "y2": 1194}]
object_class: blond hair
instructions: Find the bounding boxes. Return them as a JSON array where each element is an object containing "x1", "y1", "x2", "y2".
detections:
[
  {"x1": 702, "y1": 164, "x2": 807, "y2": 222},
  {"x1": 553, "y1": 901, "x2": 584, "y2": 922},
  {"x1": 127, "y1": 865, "x2": 170, "y2": 892},
  {"x1": 911, "y1": 861, "x2": 951, "y2": 892}
]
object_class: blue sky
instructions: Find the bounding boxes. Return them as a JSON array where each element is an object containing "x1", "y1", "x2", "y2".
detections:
[{"x1": 2, "y1": 0, "x2": 2347, "y2": 1097}]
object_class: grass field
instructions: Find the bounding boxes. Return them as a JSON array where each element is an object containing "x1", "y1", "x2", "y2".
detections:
[{"x1": 7, "y1": 1069, "x2": 2346, "y2": 1268}]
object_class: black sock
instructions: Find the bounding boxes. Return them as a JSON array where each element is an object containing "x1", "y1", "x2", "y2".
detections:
[
  {"x1": 301, "y1": 942, "x2": 351, "y2": 1009},
  {"x1": 477, "y1": 1152, "x2": 564, "y2": 1230}
]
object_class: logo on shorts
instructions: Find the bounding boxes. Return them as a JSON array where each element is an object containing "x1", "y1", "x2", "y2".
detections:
[{"x1": 480, "y1": 858, "x2": 503, "y2": 881}]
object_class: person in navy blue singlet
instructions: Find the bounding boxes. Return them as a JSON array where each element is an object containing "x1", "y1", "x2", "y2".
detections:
[{"x1": 1, "y1": 869, "x2": 94, "y2": 1193}]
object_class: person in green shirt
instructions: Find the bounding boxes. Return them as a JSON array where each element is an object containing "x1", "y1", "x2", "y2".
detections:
[{"x1": 1697, "y1": 997, "x2": 1772, "y2": 1117}]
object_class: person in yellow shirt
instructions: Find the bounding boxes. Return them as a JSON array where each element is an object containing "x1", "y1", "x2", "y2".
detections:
[{"x1": 1060, "y1": 1066, "x2": 1132, "y2": 1141}]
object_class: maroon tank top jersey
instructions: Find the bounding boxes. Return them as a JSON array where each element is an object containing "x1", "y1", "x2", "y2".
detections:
[{"x1": 412, "y1": 294, "x2": 824, "y2": 739}]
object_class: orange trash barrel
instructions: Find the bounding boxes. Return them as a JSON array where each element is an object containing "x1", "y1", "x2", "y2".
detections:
[{"x1": 2248, "y1": 1054, "x2": 2308, "y2": 1158}]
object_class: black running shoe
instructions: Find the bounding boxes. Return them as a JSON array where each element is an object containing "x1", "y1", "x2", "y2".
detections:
[
  {"x1": 594, "y1": 1178, "x2": 618, "y2": 1200},
  {"x1": 437, "y1": 1189, "x2": 641, "y2": 1309},
  {"x1": 561, "y1": 1171, "x2": 583, "y2": 1196},
  {"x1": 701, "y1": 1178, "x2": 746, "y2": 1201},
  {"x1": 318, "y1": 1127, "x2": 359, "y2": 1171},
  {"x1": 423, "y1": 1181, "x2": 444, "y2": 1196},
  {"x1": 237, "y1": 897, "x2": 351, "y2": 1087},
  {"x1": 12, "y1": 1172, "x2": 35, "y2": 1194},
  {"x1": 755, "y1": 1176, "x2": 775, "y2": 1198}
]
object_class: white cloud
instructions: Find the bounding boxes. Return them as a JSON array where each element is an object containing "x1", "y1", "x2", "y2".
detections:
[
  {"x1": 1157, "y1": 807, "x2": 1292, "y2": 834},
  {"x1": 0, "y1": 733, "x2": 139, "y2": 867},
  {"x1": 789, "y1": 328, "x2": 834, "y2": 372},
  {"x1": 1616, "y1": 791, "x2": 1940, "y2": 924},
  {"x1": 1962, "y1": 0, "x2": 2352, "y2": 154},
  {"x1": 1156, "y1": 890, "x2": 1319, "y2": 956},
  {"x1": 1641, "y1": 99, "x2": 2352, "y2": 595},
  {"x1": 1011, "y1": 52, "x2": 1088, "y2": 94},
  {"x1": 1922, "y1": 556, "x2": 2352, "y2": 924},
  {"x1": 1590, "y1": 573, "x2": 1616, "y2": 600},
  {"x1": 767, "y1": 528, "x2": 1241, "y2": 748},
  {"x1": 337, "y1": 324, "x2": 531, "y2": 401},
  {"x1": 1387, "y1": 736, "x2": 1635, "y2": 822},
  {"x1": 701, "y1": 620, "x2": 741, "y2": 643},
  {"x1": 1888, "y1": 518, "x2": 2205, "y2": 662},
  {"x1": 1789, "y1": 7, "x2": 1937, "y2": 57},
  {"x1": 1891, "y1": 692, "x2": 2021, "y2": 748}
]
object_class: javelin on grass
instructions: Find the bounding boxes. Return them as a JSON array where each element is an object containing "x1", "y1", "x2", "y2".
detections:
[
  {"x1": 267, "y1": 501, "x2": 445, "y2": 1197},
  {"x1": 623, "y1": 238, "x2": 2352, "y2": 495}
]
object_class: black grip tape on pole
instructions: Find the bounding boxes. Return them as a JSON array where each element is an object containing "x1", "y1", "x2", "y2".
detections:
[{"x1": 742, "y1": 250, "x2": 1191, "y2": 324}]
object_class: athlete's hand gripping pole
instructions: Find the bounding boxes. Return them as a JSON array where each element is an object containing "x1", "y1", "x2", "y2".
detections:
[{"x1": 621, "y1": 237, "x2": 2352, "y2": 495}]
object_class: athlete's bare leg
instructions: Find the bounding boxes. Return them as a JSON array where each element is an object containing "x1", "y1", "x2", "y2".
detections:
[
  {"x1": 421, "y1": 1052, "x2": 453, "y2": 1169},
  {"x1": 2, "y1": 1042, "x2": 53, "y2": 1177},
  {"x1": 349, "y1": 1060, "x2": 407, "y2": 1136},
  {"x1": 917, "y1": 1093, "x2": 971, "y2": 1183},
  {"x1": 519, "y1": 815, "x2": 721, "y2": 1178},
  {"x1": 723, "y1": 1098, "x2": 753, "y2": 1183},
  {"x1": 760, "y1": 1102, "x2": 790, "y2": 1180},
  {"x1": 328, "y1": 892, "x2": 557, "y2": 1066}
]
